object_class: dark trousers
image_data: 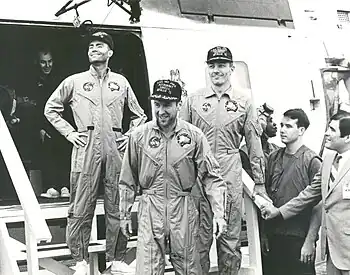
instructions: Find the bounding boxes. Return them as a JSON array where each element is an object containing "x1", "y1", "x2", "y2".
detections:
[
  {"x1": 40, "y1": 136, "x2": 71, "y2": 190},
  {"x1": 262, "y1": 235, "x2": 316, "y2": 275}
]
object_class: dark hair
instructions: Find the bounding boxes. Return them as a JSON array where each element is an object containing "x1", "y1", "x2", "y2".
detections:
[
  {"x1": 330, "y1": 110, "x2": 350, "y2": 137},
  {"x1": 37, "y1": 47, "x2": 53, "y2": 59},
  {"x1": 283, "y1": 108, "x2": 310, "y2": 129}
]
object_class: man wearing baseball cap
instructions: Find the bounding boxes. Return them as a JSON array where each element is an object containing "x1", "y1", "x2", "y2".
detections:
[
  {"x1": 180, "y1": 46, "x2": 268, "y2": 274},
  {"x1": 45, "y1": 31, "x2": 147, "y2": 275},
  {"x1": 119, "y1": 79, "x2": 227, "y2": 274}
]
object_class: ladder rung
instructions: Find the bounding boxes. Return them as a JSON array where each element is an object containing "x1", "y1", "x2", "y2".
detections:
[{"x1": 14, "y1": 236, "x2": 138, "y2": 261}]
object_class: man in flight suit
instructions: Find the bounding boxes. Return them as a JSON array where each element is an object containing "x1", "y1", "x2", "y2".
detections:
[
  {"x1": 180, "y1": 46, "x2": 267, "y2": 274},
  {"x1": 45, "y1": 31, "x2": 147, "y2": 275},
  {"x1": 119, "y1": 79, "x2": 227, "y2": 275}
]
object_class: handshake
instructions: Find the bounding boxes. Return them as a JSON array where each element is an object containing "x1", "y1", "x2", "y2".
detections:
[
  {"x1": 255, "y1": 195, "x2": 280, "y2": 220},
  {"x1": 260, "y1": 202, "x2": 280, "y2": 220}
]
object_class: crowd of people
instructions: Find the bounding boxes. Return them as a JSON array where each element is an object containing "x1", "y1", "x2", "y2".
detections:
[{"x1": 1, "y1": 30, "x2": 350, "y2": 275}]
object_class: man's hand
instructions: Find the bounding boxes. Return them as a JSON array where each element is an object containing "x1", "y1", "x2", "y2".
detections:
[
  {"x1": 120, "y1": 218, "x2": 133, "y2": 238},
  {"x1": 40, "y1": 129, "x2": 51, "y2": 143},
  {"x1": 214, "y1": 216, "x2": 227, "y2": 239},
  {"x1": 116, "y1": 135, "x2": 129, "y2": 151},
  {"x1": 66, "y1": 132, "x2": 88, "y2": 148},
  {"x1": 253, "y1": 185, "x2": 272, "y2": 203},
  {"x1": 300, "y1": 240, "x2": 316, "y2": 264},
  {"x1": 261, "y1": 234, "x2": 269, "y2": 256},
  {"x1": 260, "y1": 203, "x2": 280, "y2": 220}
]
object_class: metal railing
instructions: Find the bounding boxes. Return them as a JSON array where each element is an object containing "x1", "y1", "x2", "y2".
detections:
[{"x1": 0, "y1": 111, "x2": 52, "y2": 275}]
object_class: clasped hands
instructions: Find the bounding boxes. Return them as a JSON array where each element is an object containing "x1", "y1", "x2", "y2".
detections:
[
  {"x1": 251, "y1": 185, "x2": 280, "y2": 220},
  {"x1": 260, "y1": 202, "x2": 280, "y2": 220}
]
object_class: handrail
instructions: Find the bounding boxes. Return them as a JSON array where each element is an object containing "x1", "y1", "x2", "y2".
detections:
[
  {"x1": 0, "y1": 111, "x2": 52, "y2": 243},
  {"x1": 0, "y1": 219, "x2": 21, "y2": 275},
  {"x1": 242, "y1": 170, "x2": 263, "y2": 275}
]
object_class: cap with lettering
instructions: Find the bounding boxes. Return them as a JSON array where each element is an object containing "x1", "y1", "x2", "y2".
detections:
[
  {"x1": 149, "y1": 80, "x2": 182, "y2": 102},
  {"x1": 206, "y1": 46, "x2": 233, "y2": 63},
  {"x1": 88, "y1": 31, "x2": 114, "y2": 50}
]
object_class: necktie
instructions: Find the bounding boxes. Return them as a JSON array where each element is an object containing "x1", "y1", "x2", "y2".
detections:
[
  {"x1": 334, "y1": 154, "x2": 342, "y2": 171},
  {"x1": 329, "y1": 154, "x2": 342, "y2": 189}
]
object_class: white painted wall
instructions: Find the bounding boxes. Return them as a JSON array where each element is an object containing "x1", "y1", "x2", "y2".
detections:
[{"x1": 0, "y1": 0, "x2": 342, "y2": 153}]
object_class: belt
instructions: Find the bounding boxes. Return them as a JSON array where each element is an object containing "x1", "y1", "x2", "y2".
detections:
[
  {"x1": 79, "y1": 126, "x2": 122, "y2": 132},
  {"x1": 77, "y1": 126, "x2": 94, "y2": 131},
  {"x1": 225, "y1": 148, "x2": 239, "y2": 154},
  {"x1": 112, "y1": 127, "x2": 122, "y2": 132},
  {"x1": 143, "y1": 188, "x2": 192, "y2": 197}
]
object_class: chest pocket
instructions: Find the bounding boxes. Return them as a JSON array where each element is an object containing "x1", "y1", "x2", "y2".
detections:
[
  {"x1": 172, "y1": 146, "x2": 196, "y2": 190},
  {"x1": 72, "y1": 91, "x2": 98, "y2": 128},
  {"x1": 190, "y1": 106, "x2": 212, "y2": 134},
  {"x1": 74, "y1": 91, "x2": 98, "y2": 106},
  {"x1": 139, "y1": 147, "x2": 161, "y2": 187},
  {"x1": 106, "y1": 89, "x2": 125, "y2": 107}
]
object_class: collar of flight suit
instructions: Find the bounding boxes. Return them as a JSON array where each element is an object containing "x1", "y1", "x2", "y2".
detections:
[
  {"x1": 89, "y1": 65, "x2": 111, "y2": 79},
  {"x1": 151, "y1": 118, "x2": 185, "y2": 135},
  {"x1": 204, "y1": 85, "x2": 234, "y2": 99}
]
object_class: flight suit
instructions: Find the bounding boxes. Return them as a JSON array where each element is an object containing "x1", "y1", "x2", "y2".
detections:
[
  {"x1": 119, "y1": 119, "x2": 226, "y2": 275},
  {"x1": 180, "y1": 86, "x2": 265, "y2": 275},
  {"x1": 241, "y1": 140, "x2": 280, "y2": 178},
  {"x1": 45, "y1": 65, "x2": 146, "y2": 262}
]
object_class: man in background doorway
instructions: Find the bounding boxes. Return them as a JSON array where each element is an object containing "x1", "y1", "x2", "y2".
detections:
[{"x1": 31, "y1": 48, "x2": 71, "y2": 199}]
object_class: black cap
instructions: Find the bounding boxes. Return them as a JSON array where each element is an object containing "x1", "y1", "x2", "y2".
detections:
[
  {"x1": 262, "y1": 103, "x2": 274, "y2": 115},
  {"x1": 149, "y1": 80, "x2": 182, "y2": 102},
  {"x1": 206, "y1": 46, "x2": 233, "y2": 63},
  {"x1": 88, "y1": 31, "x2": 114, "y2": 50},
  {"x1": 258, "y1": 103, "x2": 274, "y2": 118}
]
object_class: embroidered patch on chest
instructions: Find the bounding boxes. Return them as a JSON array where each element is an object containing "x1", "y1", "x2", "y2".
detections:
[
  {"x1": 225, "y1": 100, "x2": 238, "y2": 112},
  {"x1": 202, "y1": 102, "x2": 211, "y2": 112},
  {"x1": 177, "y1": 133, "x2": 192, "y2": 147},
  {"x1": 108, "y1": 82, "x2": 120, "y2": 91},
  {"x1": 83, "y1": 82, "x2": 94, "y2": 92},
  {"x1": 149, "y1": 136, "x2": 161, "y2": 148}
]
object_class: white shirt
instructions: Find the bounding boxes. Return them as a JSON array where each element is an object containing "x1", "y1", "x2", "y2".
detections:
[
  {"x1": 329, "y1": 149, "x2": 350, "y2": 189},
  {"x1": 338, "y1": 149, "x2": 350, "y2": 173}
]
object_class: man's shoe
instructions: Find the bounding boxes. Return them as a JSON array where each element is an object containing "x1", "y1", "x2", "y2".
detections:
[
  {"x1": 111, "y1": 260, "x2": 135, "y2": 275},
  {"x1": 40, "y1": 188, "x2": 60, "y2": 198},
  {"x1": 61, "y1": 187, "x2": 70, "y2": 198},
  {"x1": 73, "y1": 260, "x2": 88, "y2": 275}
]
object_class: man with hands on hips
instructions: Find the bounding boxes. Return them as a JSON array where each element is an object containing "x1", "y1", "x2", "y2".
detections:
[{"x1": 45, "y1": 31, "x2": 146, "y2": 275}]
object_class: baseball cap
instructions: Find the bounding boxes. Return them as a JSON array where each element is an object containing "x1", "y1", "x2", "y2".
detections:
[
  {"x1": 88, "y1": 31, "x2": 114, "y2": 50},
  {"x1": 258, "y1": 103, "x2": 274, "y2": 118},
  {"x1": 149, "y1": 80, "x2": 182, "y2": 102},
  {"x1": 206, "y1": 46, "x2": 233, "y2": 63}
]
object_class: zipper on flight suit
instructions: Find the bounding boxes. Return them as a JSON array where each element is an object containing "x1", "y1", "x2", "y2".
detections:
[
  {"x1": 214, "y1": 96, "x2": 221, "y2": 155},
  {"x1": 164, "y1": 137, "x2": 170, "y2": 236},
  {"x1": 99, "y1": 77, "x2": 105, "y2": 160}
]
